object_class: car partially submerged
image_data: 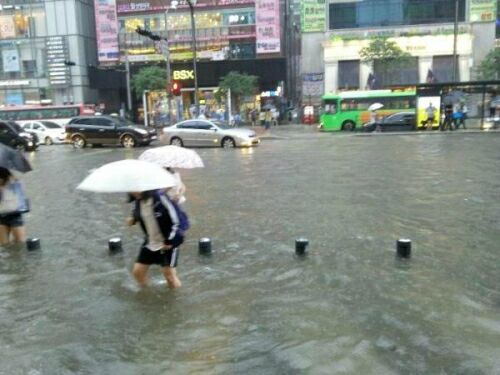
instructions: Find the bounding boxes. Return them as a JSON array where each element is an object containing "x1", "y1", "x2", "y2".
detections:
[
  {"x1": 363, "y1": 112, "x2": 416, "y2": 132},
  {"x1": 163, "y1": 120, "x2": 260, "y2": 148}
]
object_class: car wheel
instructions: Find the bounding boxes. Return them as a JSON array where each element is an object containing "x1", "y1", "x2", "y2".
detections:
[
  {"x1": 45, "y1": 136, "x2": 53, "y2": 146},
  {"x1": 72, "y1": 135, "x2": 86, "y2": 149},
  {"x1": 342, "y1": 121, "x2": 355, "y2": 131},
  {"x1": 170, "y1": 137, "x2": 183, "y2": 147},
  {"x1": 121, "y1": 134, "x2": 136, "y2": 148},
  {"x1": 222, "y1": 137, "x2": 236, "y2": 148}
]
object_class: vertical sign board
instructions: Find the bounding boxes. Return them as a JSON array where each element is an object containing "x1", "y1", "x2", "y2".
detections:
[
  {"x1": 94, "y1": 0, "x2": 120, "y2": 62},
  {"x1": 2, "y1": 50, "x2": 20, "y2": 72},
  {"x1": 301, "y1": 0, "x2": 326, "y2": 33},
  {"x1": 46, "y1": 37, "x2": 71, "y2": 86},
  {"x1": 470, "y1": 0, "x2": 497, "y2": 22},
  {"x1": 256, "y1": 0, "x2": 281, "y2": 54}
]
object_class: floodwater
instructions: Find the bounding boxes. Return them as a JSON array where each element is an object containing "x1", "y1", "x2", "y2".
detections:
[{"x1": 1, "y1": 129, "x2": 500, "y2": 374}]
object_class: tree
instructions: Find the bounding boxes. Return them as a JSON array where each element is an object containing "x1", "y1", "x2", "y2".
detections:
[
  {"x1": 476, "y1": 47, "x2": 500, "y2": 80},
  {"x1": 360, "y1": 38, "x2": 412, "y2": 87},
  {"x1": 131, "y1": 66, "x2": 166, "y2": 98},
  {"x1": 219, "y1": 71, "x2": 258, "y2": 112}
]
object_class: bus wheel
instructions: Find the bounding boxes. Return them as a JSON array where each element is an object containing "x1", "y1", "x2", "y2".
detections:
[{"x1": 342, "y1": 121, "x2": 355, "y2": 131}]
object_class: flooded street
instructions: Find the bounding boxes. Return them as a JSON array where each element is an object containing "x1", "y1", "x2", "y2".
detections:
[{"x1": 1, "y1": 128, "x2": 500, "y2": 374}]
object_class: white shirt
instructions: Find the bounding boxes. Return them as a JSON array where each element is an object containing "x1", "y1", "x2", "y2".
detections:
[{"x1": 140, "y1": 198, "x2": 165, "y2": 251}]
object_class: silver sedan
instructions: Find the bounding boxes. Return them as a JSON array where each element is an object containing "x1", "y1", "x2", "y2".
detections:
[{"x1": 163, "y1": 120, "x2": 260, "y2": 148}]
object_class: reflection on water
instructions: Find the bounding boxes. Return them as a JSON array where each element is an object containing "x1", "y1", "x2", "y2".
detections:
[{"x1": 1, "y1": 134, "x2": 500, "y2": 374}]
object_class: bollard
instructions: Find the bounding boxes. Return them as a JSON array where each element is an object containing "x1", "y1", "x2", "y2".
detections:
[
  {"x1": 108, "y1": 238, "x2": 123, "y2": 254},
  {"x1": 396, "y1": 239, "x2": 412, "y2": 259},
  {"x1": 26, "y1": 238, "x2": 41, "y2": 251},
  {"x1": 295, "y1": 238, "x2": 309, "y2": 256},
  {"x1": 199, "y1": 238, "x2": 212, "y2": 255}
]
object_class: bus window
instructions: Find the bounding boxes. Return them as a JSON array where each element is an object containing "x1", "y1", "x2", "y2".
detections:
[{"x1": 324, "y1": 100, "x2": 337, "y2": 114}]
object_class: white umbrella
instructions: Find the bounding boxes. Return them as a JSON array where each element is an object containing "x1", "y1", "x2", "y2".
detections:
[
  {"x1": 139, "y1": 146, "x2": 204, "y2": 169},
  {"x1": 368, "y1": 102, "x2": 384, "y2": 111},
  {"x1": 77, "y1": 159, "x2": 177, "y2": 193}
]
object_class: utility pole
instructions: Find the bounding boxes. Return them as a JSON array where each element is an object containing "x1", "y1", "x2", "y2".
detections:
[
  {"x1": 164, "y1": 1, "x2": 178, "y2": 124},
  {"x1": 186, "y1": 0, "x2": 199, "y2": 118},
  {"x1": 453, "y1": 0, "x2": 459, "y2": 82},
  {"x1": 125, "y1": 50, "x2": 132, "y2": 112}
]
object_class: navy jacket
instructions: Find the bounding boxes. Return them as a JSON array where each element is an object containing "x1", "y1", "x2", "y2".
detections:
[{"x1": 132, "y1": 190, "x2": 184, "y2": 249}]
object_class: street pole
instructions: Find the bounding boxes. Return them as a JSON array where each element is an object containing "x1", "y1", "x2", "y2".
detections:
[
  {"x1": 125, "y1": 50, "x2": 132, "y2": 112},
  {"x1": 452, "y1": 0, "x2": 459, "y2": 82},
  {"x1": 164, "y1": 7, "x2": 173, "y2": 124},
  {"x1": 186, "y1": 0, "x2": 199, "y2": 118},
  {"x1": 143, "y1": 90, "x2": 149, "y2": 127}
]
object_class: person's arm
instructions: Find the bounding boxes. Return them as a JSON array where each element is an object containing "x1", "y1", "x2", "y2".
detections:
[{"x1": 159, "y1": 195, "x2": 184, "y2": 248}]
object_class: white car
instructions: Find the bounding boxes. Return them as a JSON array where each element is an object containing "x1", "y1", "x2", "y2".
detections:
[
  {"x1": 163, "y1": 120, "x2": 260, "y2": 148},
  {"x1": 22, "y1": 121, "x2": 66, "y2": 145}
]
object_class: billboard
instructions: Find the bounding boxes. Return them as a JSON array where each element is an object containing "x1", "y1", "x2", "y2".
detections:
[
  {"x1": 116, "y1": 0, "x2": 220, "y2": 13},
  {"x1": 2, "y1": 50, "x2": 20, "y2": 73},
  {"x1": 470, "y1": 0, "x2": 497, "y2": 23},
  {"x1": 94, "y1": 0, "x2": 120, "y2": 62},
  {"x1": 301, "y1": 0, "x2": 326, "y2": 33},
  {"x1": 255, "y1": 0, "x2": 281, "y2": 54}
]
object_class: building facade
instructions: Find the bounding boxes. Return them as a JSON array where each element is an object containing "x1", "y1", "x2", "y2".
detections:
[
  {"x1": 300, "y1": 0, "x2": 498, "y2": 105},
  {"x1": 92, "y1": 0, "x2": 286, "y2": 121},
  {"x1": 0, "y1": 0, "x2": 98, "y2": 106}
]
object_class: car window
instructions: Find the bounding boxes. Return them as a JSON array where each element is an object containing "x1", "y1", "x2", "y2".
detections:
[
  {"x1": 386, "y1": 113, "x2": 404, "y2": 122},
  {"x1": 93, "y1": 118, "x2": 115, "y2": 127},
  {"x1": 33, "y1": 123, "x2": 42, "y2": 130},
  {"x1": 41, "y1": 121, "x2": 61, "y2": 129},
  {"x1": 22, "y1": 123, "x2": 32, "y2": 130},
  {"x1": 177, "y1": 121, "x2": 197, "y2": 129}
]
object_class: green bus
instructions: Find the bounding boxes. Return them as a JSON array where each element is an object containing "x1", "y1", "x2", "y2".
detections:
[{"x1": 319, "y1": 90, "x2": 417, "y2": 131}]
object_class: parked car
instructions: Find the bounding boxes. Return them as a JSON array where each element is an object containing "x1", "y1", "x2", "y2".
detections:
[
  {"x1": 163, "y1": 120, "x2": 260, "y2": 148},
  {"x1": 22, "y1": 121, "x2": 66, "y2": 145},
  {"x1": 363, "y1": 112, "x2": 416, "y2": 132},
  {"x1": 0, "y1": 121, "x2": 38, "y2": 151},
  {"x1": 66, "y1": 116, "x2": 157, "y2": 148}
]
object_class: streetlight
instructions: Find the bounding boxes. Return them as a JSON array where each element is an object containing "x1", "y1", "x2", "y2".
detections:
[
  {"x1": 164, "y1": 0, "x2": 178, "y2": 124},
  {"x1": 186, "y1": 0, "x2": 199, "y2": 118},
  {"x1": 453, "y1": 0, "x2": 459, "y2": 82}
]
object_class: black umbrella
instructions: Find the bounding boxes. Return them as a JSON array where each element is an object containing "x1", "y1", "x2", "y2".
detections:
[{"x1": 0, "y1": 143, "x2": 32, "y2": 173}]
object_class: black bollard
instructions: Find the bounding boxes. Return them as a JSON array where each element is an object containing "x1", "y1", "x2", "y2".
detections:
[
  {"x1": 396, "y1": 239, "x2": 412, "y2": 258},
  {"x1": 108, "y1": 238, "x2": 123, "y2": 254},
  {"x1": 26, "y1": 238, "x2": 41, "y2": 251},
  {"x1": 295, "y1": 238, "x2": 309, "y2": 256},
  {"x1": 199, "y1": 238, "x2": 212, "y2": 255}
]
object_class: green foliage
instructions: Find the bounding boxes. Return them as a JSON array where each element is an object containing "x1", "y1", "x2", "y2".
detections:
[
  {"x1": 219, "y1": 71, "x2": 258, "y2": 97},
  {"x1": 131, "y1": 66, "x2": 167, "y2": 98},
  {"x1": 476, "y1": 47, "x2": 500, "y2": 80}
]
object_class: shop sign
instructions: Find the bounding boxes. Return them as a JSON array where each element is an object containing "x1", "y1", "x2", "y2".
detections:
[
  {"x1": 46, "y1": 37, "x2": 71, "y2": 86},
  {"x1": 470, "y1": 0, "x2": 497, "y2": 23},
  {"x1": 94, "y1": 0, "x2": 120, "y2": 62},
  {"x1": 256, "y1": 0, "x2": 281, "y2": 54},
  {"x1": 116, "y1": 0, "x2": 216, "y2": 13},
  {"x1": 173, "y1": 70, "x2": 195, "y2": 80},
  {"x1": 0, "y1": 79, "x2": 30, "y2": 87},
  {"x1": 301, "y1": 0, "x2": 326, "y2": 33},
  {"x1": 302, "y1": 73, "x2": 324, "y2": 96},
  {"x1": 0, "y1": 15, "x2": 16, "y2": 39}
]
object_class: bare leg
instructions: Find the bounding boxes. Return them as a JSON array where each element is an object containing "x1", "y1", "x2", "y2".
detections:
[
  {"x1": 132, "y1": 263, "x2": 150, "y2": 287},
  {"x1": 162, "y1": 267, "x2": 182, "y2": 289},
  {"x1": 11, "y1": 226, "x2": 26, "y2": 244},
  {"x1": 0, "y1": 226, "x2": 11, "y2": 246}
]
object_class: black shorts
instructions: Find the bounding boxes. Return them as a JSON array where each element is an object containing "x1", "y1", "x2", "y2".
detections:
[
  {"x1": 136, "y1": 246, "x2": 180, "y2": 268},
  {"x1": 0, "y1": 213, "x2": 24, "y2": 228}
]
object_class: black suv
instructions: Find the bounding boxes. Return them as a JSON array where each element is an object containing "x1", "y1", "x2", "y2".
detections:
[
  {"x1": 0, "y1": 121, "x2": 38, "y2": 151},
  {"x1": 66, "y1": 116, "x2": 157, "y2": 148}
]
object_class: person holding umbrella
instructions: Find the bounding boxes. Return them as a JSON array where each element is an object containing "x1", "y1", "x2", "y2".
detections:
[
  {"x1": 78, "y1": 160, "x2": 184, "y2": 289},
  {"x1": 0, "y1": 144, "x2": 32, "y2": 246}
]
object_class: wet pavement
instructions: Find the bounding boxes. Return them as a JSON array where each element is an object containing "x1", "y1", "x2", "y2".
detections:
[{"x1": 1, "y1": 128, "x2": 500, "y2": 374}]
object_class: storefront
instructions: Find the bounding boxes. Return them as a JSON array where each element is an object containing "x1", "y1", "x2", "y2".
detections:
[{"x1": 322, "y1": 33, "x2": 474, "y2": 94}]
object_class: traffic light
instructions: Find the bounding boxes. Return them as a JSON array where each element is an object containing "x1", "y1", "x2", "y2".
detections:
[
  {"x1": 135, "y1": 27, "x2": 161, "y2": 41},
  {"x1": 171, "y1": 81, "x2": 182, "y2": 96}
]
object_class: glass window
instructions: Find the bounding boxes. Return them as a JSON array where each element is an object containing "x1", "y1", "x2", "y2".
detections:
[
  {"x1": 338, "y1": 60, "x2": 360, "y2": 90},
  {"x1": 374, "y1": 57, "x2": 419, "y2": 86},
  {"x1": 329, "y1": 0, "x2": 466, "y2": 29},
  {"x1": 433, "y1": 55, "x2": 458, "y2": 82}
]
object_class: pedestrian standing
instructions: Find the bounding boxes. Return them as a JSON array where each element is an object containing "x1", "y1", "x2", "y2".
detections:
[
  {"x1": 425, "y1": 102, "x2": 437, "y2": 130},
  {"x1": 0, "y1": 168, "x2": 28, "y2": 246},
  {"x1": 264, "y1": 109, "x2": 272, "y2": 130},
  {"x1": 441, "y1": 104, "x2": 454, "y2": 131},
  {"x1": 250, "y1": 109, "x2": 257, "y2": 127},
  {"x1": 128, "y1": 189, "x2": 186, "y2": 289}
]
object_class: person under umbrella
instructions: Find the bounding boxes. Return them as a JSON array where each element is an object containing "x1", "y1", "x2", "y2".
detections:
[
  {"x1": 77, "y1": 160, "x2": 185, "y2": 289},
  {"x1": 0, "y1": 145, "x2": 32, "y2": 246},
  {"x1": 139, "y1": 145, "x2": 204, "y2": 205}
]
